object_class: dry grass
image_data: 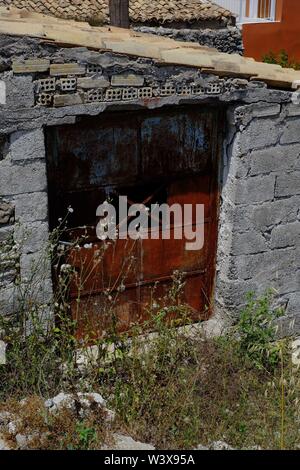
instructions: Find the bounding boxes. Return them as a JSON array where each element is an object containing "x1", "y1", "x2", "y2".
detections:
[
  {"x1": 0, "y1": 332, "x2": 299, "y2": 450},
  {"x1": 101, "y1": 332, "x2": 300, "y2": 450},
  {"x1": 0, "y1": 396, "x2": 109, "y2": 450}
]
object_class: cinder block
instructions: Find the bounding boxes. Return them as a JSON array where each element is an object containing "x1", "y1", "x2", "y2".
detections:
[
  {"x1": 78, "y1": 77, "x2": 110, "y2": 89},
  {"x1": 36, "y1": 78, "x2": 56, "y2": 93},
  {"x1": 50, "y1": 63, "x2": 86, "y2": 76},
  {"x1": 12, "y1": 59, "x2": 50, "y2": 74},
  {"x1": 111, "y1": 74, "x2": 144, "y2": 87},
  {"x1": 85, "y1": 89, "x2": 104, "y2": 103},
  {"x1": 176, "y1": 85, "x2": 192, "y2": 95},
  {"x1": 87, "y1": 64, "x2": 103, "y2": 74},
  {"x1": 122, "y1": 87, "x2": 138, "y2": 100},
  {"x1": 138, "y1": 87, "x2": 153, "y2": 99},
  {"x1": 54, "y1": 93, "x2": 83, "y2": 107},
  {"x1": 160, "y1": 83, "x2": 176, "y2": 96},
  {"x1": 58, "y1": 78, "x2": 77, "y2": 92},
  {"x1": 36, "y1": 93, "x2": 53, "y2": 107},
  {"x1": 105, "y1": 88, "x2": 123, "y2": 101}
]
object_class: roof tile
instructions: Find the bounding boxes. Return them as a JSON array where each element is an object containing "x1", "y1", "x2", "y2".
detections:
[
  {"x1": 1, "y1": 6, "x2": 300, "y2": 90},
  {"x1": 0, "y1": 0, "x2": 233, "y2": 24}
]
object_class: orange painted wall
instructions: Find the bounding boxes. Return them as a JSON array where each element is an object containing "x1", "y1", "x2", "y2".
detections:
[{"x1": 243, "y1": 0, "x2": 300, "y2": 62}]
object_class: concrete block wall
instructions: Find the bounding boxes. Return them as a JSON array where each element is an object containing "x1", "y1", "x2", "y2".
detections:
[
  {"x1": 0, "y1": 40, "x2": 299, "y2": 334},
  {"x1": 217, "y1": 102, "x2": 300, "y2": 333},
  {"x1": 0, "y1": 125, "x2": 52, "y2": 318}
]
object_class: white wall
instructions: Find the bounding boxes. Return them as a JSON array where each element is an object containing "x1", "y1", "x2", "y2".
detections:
[{"x1": 214, "y1": 0, "x2": 242, "y2": 16}]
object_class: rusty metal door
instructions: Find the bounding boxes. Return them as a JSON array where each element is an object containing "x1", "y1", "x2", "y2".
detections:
[{"x1": 46, "y1": 106, "x2": 221, "y2": 337}]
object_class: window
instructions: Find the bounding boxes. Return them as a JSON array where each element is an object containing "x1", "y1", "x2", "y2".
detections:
[{"x1": 242, "y1": 0, "x2": 277, "y2": 22}]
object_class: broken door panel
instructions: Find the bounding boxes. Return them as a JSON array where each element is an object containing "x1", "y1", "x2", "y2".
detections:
[
  {"x1": 141, "y1": 111, "x2": 212, "y2": 178},
  {"x1": 46, "y1": 106, "x2": 221, "y2": 337}
]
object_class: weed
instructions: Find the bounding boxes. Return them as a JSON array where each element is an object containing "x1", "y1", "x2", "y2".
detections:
[
  {"x1": 234, "y1": 290, "x2": 284, "y2": 371},
  {"x1": 263, "y1": 50, "x2": 300, "y2": 70},
  {"x1": 0, "y1": 218, "x2": 299, "y2": 450}
]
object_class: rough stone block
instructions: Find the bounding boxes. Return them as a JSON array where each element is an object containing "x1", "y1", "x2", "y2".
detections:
[
  {"x1": 0, "y1": 134, "x2": 9, "y2": 160},
  {"x1": 270, "y1": 222, "x2": 300, "y2": 249},
  {"x1": 233, "y1": 248, "x2": 297, "y2": 282},
  {"x1": 238, "y1": 117, "x2": 282, "y2": 155},
  {"x1": 215, "y1": 277, "x2": 259, "y2": 311},
  {"x1": 275, "y1": 269, "x2": 300, "y2": 297},
  {"x1": 0, "y1": 80, "x2": 6, "y2": 105},
  {"x1": 0, "y1": 269, "x2": 16, "y2": 288},
  {"x1": 111, "y1": 74, "x2": 144, "y2": 87},
  {"x1": 0, "y1": 285, "x2": 16, "y2": 317},
  {"x1": 281, "y1": 118, "x2": 300, "y2": 145},
  {"x1": 10, "y1": 129, "x2": 45, "y2": 161},
  {"x1": 251, "y1": 103, "x2": 281, "y2": 118},
  {"x1": 54, "y1": 93, "x2": 83, "y2": 107},
  {"x1": 20, "y1": 250, "x2": 51, "y2": 281},
  {"x1": 234, "y1": 174, "x2": 275, "y2": 204},
  {"x1": 286, "y1": 292, "x2": 300, "y2": 316},
  {"x1": 276, "y1": 313, "x2": 300, "y2": 338},
  {"x1": 50, "y1": 63, "x2": 86, "y2": 76},
  {"x1": 251, "y1": 196, "x2": 300, "y2": 230},
  {"x1": 0, "y1": 199, "x2": 14, "y2": 225},
  {"x1": 231, "y1": 231, "x2": 267, "y2": 255},
  {"x1": 12, "y1": 59, "x2": 50, "y2": 74},
  {"x1": 275, "y1": 171, "x2": 300, "y2": 197},
  {"x1": 287, "y1": 104, "x2": 300, "y2": 117},
  {"x1": 5, "y1": 75, "x2": 35, "y2": 109},
  {"x1": 77, "y1": 77, "x2": 110, "y2": 89},
  {"x1": 0, "y1": 159, "x2": 47, "y2": 196},
  {"x1": 0, "y1": 226, "x2": 14, "y2": 243},
  {"x1": 14, "y1": 221, "x2": 49, "y2": 255},
  {"x1": 250, "y1": 144, "x2": 300, "y2": 176},
  {"x1": 14, "y1": 192, "x2": 48, "y2": 223}
]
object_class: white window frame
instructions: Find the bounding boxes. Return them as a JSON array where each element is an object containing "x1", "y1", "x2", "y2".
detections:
[{"x1": 238, "y1": 0, "x2": 278, "y2": 24}]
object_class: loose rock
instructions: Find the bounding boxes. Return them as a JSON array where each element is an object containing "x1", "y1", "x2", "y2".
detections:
[{"x1": 104, "y1": 433, "x2": 156, "y2": 451}]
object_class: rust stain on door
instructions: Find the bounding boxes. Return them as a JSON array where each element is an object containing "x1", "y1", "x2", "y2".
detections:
[{"x1": 46, "y1": 106, "x2": 222, "y2": 338}]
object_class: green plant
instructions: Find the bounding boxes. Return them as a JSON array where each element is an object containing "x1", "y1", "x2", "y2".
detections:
[
  {"x1": 234, "y1": 291, "x2": 284, "y2": 371},
  {"x1": 2, "y1": 216, "x2": 300, "y2": 450},
  {"x1": 263, "y1": 50, "x2": 300, "y2": 70},
  {"x1": 75, "y1": 423, "x2": 97, "y2": 450}
]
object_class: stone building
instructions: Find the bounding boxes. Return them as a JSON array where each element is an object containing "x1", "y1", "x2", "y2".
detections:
[
  {"x1": 0, "y1": 0, "x2": 242, "y2": 54},
  {"x1": 0, "y1": 7, "x2": 299, "y2": 336}
]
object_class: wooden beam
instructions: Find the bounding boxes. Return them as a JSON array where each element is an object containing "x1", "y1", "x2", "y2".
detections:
[{"x1": 109, "y1": 0, "x2": 130, "y2": 28}]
